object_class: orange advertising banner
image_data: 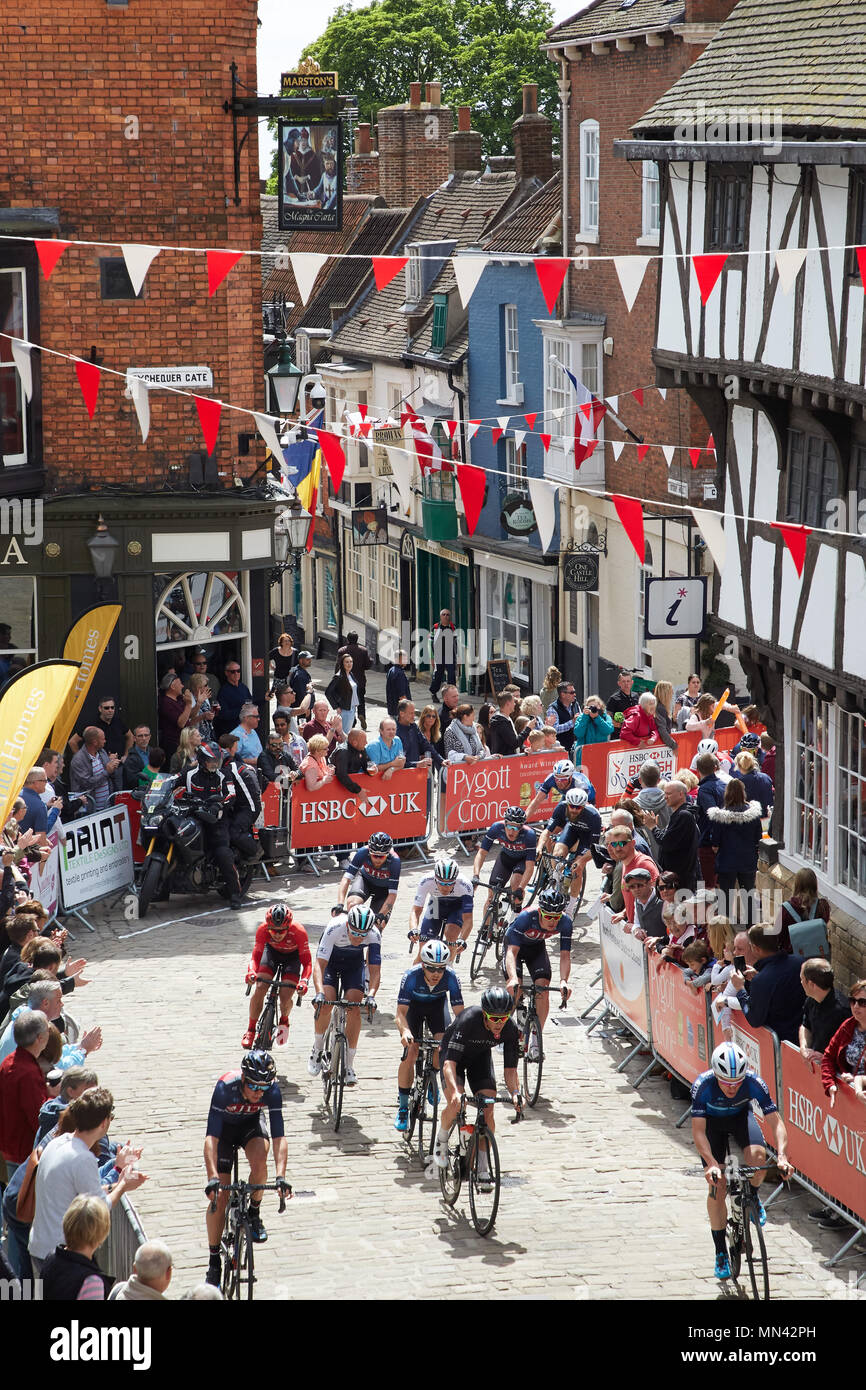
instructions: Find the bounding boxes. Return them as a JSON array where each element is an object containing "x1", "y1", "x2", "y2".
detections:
[
  {"x1": 710, "y1": 1008, "x2": 781, "y2": 1144},
  {"x1": 599, "y1": 906, "x2": 650, "y2": 1042},
  {"x1": 580, "y1": 725, "x2": 741, "y2": 810},
  {"x1": 780, "y1": 1042, "x2": 866, "y2": 1223},
  {"x1": 440, "y1": 751, "x2": 560, "y2": 836},
  {"x1": 646, "y1": 950, "x2": 711, "y2": 1085},
  {"x1": 290, "y1": 766, "x2": 429, "y2": 850}
]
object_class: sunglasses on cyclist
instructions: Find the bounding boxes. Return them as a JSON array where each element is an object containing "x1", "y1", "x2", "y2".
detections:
[
  {"x1": 422, "y1": 964, "x2": 446, "y2": 974},
  {"x1": 483, "y1": 1011, "x2": 510, "y2": 1023},
  {"x1": 244, "y1": 1082, "x2": 270, "y2": 1092},
  {"x1": 538, "y1": 911, "x2": 561, "y2": 921}
]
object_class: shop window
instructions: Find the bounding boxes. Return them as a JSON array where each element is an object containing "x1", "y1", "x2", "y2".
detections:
[
  {"x1": 786, "y1": 427, "x2": 839, "y2": 529},
  {"x1": 837, "y1": 708, "x2": 866, "y2": 898},
  {"x1": 790, "y1": 684, "x2": 830, "y2": 874},
  {"x1": 485, "y1": 569, "x2": 531, "y2": 682}
]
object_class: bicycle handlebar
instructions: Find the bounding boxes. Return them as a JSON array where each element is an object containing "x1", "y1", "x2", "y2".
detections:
[{"x1": 208, "y1": 1180, "x2": 291, "y2": 1214}]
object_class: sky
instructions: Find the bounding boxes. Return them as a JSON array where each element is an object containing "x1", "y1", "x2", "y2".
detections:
[{"x1": 256, "y1": 0, "x2": 587, "y2": 175}]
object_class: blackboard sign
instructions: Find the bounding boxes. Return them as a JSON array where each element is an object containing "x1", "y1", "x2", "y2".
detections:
[{"x1": 487, "y1": 659, "x2": 512, "y2": 695}]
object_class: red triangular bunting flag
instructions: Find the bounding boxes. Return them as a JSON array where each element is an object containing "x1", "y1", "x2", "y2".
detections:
[
  {"x1": 357, "y1": 403, "x2": 367, "y2": 420},
  {"x1": 491, "y1": 428, "x2": 503, "y2": 445},
  {"x1": 706, "y1": 433, "x2": 715, "y2": 454},
  {"x1": 35, "y1": 240, "x2": 71, "y2": 278},
  {"x1": 771, "y1": 521, "x2": 811, "y2": 578},
  {"x1": 855, "y1": 247, "x2": 866, "y2": 289},
  {"x1": 524, "y1": 413, "x2": 537, "y2": 431},
  {"x1": 455, "y1": 463, "x2": 486, "y2": 535},
  {"x1": 358, "y1": 421, "x2": 372, "y2": 438},
  {"x1": 632, "y1": 388, "x2": 644, "y2": 406},
  {"x1": 534, "y1": 257, "x2": 570, "y2": 314},
  {"x1": 316, "y1": 429, "x2": 346, "y2": 491},
  {"x1": 579, "y1": 402, "x2": 592, "y2": 420},
  {"x1": 206, "y1": 249, "x2": 243, "y2": 296},
  {"x1": 574, "y1": 440, "x2": 598, "y2": 470},
  {"x1": 445, "y1": 420, "x2": 458, "y2": 439},
  {"x1": 693, "y1": 252, "x2": 729, "y2": 305},
  {"x1": 540, "y1": 433, "x2": 551, "y2": 453},
  {"x1": 636, "y1": 444, "x2": 649, "y2": 463},
  {"x1": 372, "y1": 256, "x2": 408, "y2": 291},
  {"x1": 591, "y1": 400, "x2": 607, "y2": 432},
  {"x1": 612, "y1": 494, "x2": 645, "y2": 563},
  {"x1": 195, "y1": 396, "x2": 222, "y2": 453},
  {"x1": 689, "y1": 447, "x2": 701, "y2": 469},
  {"x1": 74, "y1": 361, "x2": 101, "y2": 420}
]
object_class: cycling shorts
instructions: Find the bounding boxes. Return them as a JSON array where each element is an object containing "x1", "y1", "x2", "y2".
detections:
[
  {"x1": 490, "y1": 852, "x2": 526, "y2": 887},
  {"x1": 441, "y1": 1054, "x2": 496, "y2": 1097},
  {"x1": 556, "y1": 824, "x2": 593, "y2": 854},
  {"x1": 512, "y1": 941, "x2": 552, "y2": 983},
  {"x1": 419, "y1": 906, "x2": 462, "y2": 941},
  {"x1": 406, "y1": 997, "x2": 448, "y2": 1038},
  {"x1": 216, "y1": 1114, "x2": 270, "y2": 1173},
  {"x1": 701, "y1": 1109, "x2": 765, "y2": 1167},
  {"x1": 347, "y1": 874, "x2": 389, "y2": 915},
  {"x1": 322, "y1": 960, "x2": 365, "y2": 995},
  {"x1": 257, "y1": 945, "x2": 301, "y2": 983}
]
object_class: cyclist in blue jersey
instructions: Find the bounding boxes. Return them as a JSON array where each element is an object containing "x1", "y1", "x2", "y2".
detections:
[
  {"x1": 204, "y1": 1050, "x2": 290, "y2": 1286},
  {"x1": 692, "y1": 1041, "x2": 791, "y2": 1280},
  {"x1": 525, "y1": 759, "x2": 596, "y2": 820},
  {"x1": 408, "y1": 858, "x2": 474, "y2": 963},
  {"x1": 540, "y1": 787, "x2": 601, "y2": 909},
  {"x1": 335, "y1": 831, "x2": 401, "y2": 929},
  {"x1": 472, "y1": 806, "x2": 537, "y2": 914},
  {"x1": 503, "y1": 886, "x2": 573, "y2": 1057},
  {"x1": 394, "y1": 939, "x2": 464, "y2": 1131},
  {"x1": 309, "y1": 904, "x2": 381, "y2": 1086}
]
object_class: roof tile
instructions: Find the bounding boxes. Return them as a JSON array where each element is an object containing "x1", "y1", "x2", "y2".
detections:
[{"x1": 548, "y1": 0, "x2": 684, "y2": 44}]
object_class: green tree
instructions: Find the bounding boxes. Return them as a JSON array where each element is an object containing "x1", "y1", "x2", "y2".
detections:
[{"x1": 269, "y1": 0, "x2": 558, "y2": 188}]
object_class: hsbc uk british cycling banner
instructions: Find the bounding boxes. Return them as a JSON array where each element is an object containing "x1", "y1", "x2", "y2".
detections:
[
  {"x1": 780, "y1": 1043, "x2": 866, "y2": 1225},
  {"x1": 599, "y1": 905, "x2": 650, "y2": 1042},
  {"x1": 439, "y1": 752, "x2": 560, "y2": 836},
  {"x1": 579, "y1": 726, "x2": 741, "y2": 810},
  {"x1": 290, "y1": 767, "x2": 429, "y2": 850}
]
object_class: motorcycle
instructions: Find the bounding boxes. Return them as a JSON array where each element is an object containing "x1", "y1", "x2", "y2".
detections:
[{"x1": 136, "y1": 772, "x2": 255, "y2": 917}]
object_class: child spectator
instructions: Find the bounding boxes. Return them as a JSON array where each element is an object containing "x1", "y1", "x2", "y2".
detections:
[
  {"x1": 682, "y1": 939, "x2": 715, "y2": 991},
  {"x1": 138, "y1": 748, "x2": 166, "y2": 790},
  {"x1": 707, "y1": 915, "x2": 738, "y2": 1030}
]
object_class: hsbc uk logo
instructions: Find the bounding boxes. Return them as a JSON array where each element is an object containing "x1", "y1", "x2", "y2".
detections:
[
  {"x1": 824, "y1": 1114, "x2": 843, "y2": 1156},
  {"x1": 299, "y1": 790, "x2": 422, "y2": 825},
  {"x1": 787, "y1": 1088, "x2": 865, "y2": 1171}
]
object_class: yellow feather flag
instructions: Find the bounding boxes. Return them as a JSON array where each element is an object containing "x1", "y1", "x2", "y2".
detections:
[
  {"x1": 0, "y1": 660, "x2": 80, "y2": 830},
  {"x1": 51, "y1": 603, "x2": 122, "y2": 752}
]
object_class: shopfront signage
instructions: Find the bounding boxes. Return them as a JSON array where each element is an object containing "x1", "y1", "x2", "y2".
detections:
[
  {"x1": 562, "y1": 552, "x2": 599, "y2": 592},
  {"x1": 500, "y1": 492, "x2": 537, "y2": 536},
  {"x1": 127, "y1": 365, "x2": 213, "y2": 389}
]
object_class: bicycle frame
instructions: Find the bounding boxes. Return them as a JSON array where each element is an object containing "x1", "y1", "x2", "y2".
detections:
[{"x1": 209, "y1": 1153, "x2": 288, "y2": 1301}]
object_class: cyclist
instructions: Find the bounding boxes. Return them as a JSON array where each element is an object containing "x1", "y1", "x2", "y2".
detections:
[
  {"x1": 689, "y1": 736, "x2": 732, "y2": 778},
  {"x1": 203, "y1": 1050, "x2": 290, "y2": 1286},
  {"x1": 525, "y1": 758, "x2": 596, "y2": 820},
  {"x1": 434, "y1": 985, "x2": 522, "y2": 1177},
  {"x1": 692, "y1": 1041, "x2": 791, "y2": 1280},
  {"x1": 242, "y1": 903, "x2": 312, "y2": 1049},
  {"x1": 335, "y1": 831, "x2": 401, "y2": 930},
  {"x1": 309, "y1": 904, "x2": 381, "y2": 1086},
  {"x1": 543, "y1": 787, "x2": 601, "y2": 908},
  {"x1": 408, "y1": 857, "x2": 474, "y2": 963},
  {"x1": 503, "y1": 885, "x2": 573, "y2": 1058},
  {"x1": 394, "y1": 939, "x2": 464, "y2": 1131},
  {"x1": 472, "y1": 806, "x2": 537, "y2": 915}
]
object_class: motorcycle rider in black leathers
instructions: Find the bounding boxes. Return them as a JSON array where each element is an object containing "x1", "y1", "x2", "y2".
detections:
[
  {"x1": 219, "y1": 735, "x2": 263, "y2": 863},
  {"x1": 185, "y1": 742, "x2": 246, "y2": 909}
]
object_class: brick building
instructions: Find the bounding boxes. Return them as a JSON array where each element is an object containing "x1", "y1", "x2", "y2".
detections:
[
  {"x1": 541, "y1": 0, "x2": 738, "y2": 698},
  {"x1": 0, "y1": 1, "x2": 273, "y2": 728}
]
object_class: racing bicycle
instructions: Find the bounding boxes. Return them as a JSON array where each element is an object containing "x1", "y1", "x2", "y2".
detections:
[
  {"x1": 438, "y1": 1094, "x2": 522, "y2": 1236},
  {"x1": 403, "y1": 1019, "x2": 439, "y2": 1161},
  {"x1": 246, "y1": 962, "x2": 302, "y2": 1052},
  {"x1": 513, "y1": 981, "x2": 568, "y2": 1107},
  {"x1": 708, "y1": 1156, "x2": 777, "y2": 1300},
  {"x1": 209, "y1": 1152, "x2": 289, "y2": 1301},
  {"x1": 469, "y1": 883, "x2": 518, "y2": 982},
  {"x1": 315, "y1": 991, "x2": 374, "y2": 1132},
  {"x1": 524, "y1": 846, "x2": 586, "y2": 914}
]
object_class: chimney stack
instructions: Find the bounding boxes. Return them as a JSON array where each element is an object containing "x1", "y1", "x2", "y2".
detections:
[
  {"x1": 512, "y1": 83, "x2": 553, "y2": 184},
  {"x1": 377, "y1": 80, "x2": 454, "y2": 204},
  {"x1": 425, "y1": 81, "x2": 441, "y2": 107},
  {"x1": 409, "y1": 81, "x2": 422, "y2": 108},
  {"x1": 448, "y1": 105, "x2": 482, "y2": 174},
  {"x1": 346, "y1": 122, "x2": 379, "y2": 195}
]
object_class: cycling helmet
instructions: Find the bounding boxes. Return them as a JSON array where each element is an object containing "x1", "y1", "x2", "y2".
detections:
[
  {"x1": 347, "y1": 904, "x2": 376, "y2": 936},
  {"x1": 538, "y1": 886, "x2": 567, "y2": 916},
  {"x1": 368, "y1": 831, "x2": 393, "y2": 853},
  {"x1": 433, "y1": 857, "x2": 459, "y2": 885},
  {"x1": 553, "y1": 759, "x2": 574, "y2": 780},
  {"x1": 420, "y1": 939, "x2": 450, "y2": 967},
  {"x1": 564, "y1": 787, "x2": 589, "y2": 809},
  {"x1": 503, "y1": 805, "x2": 527, "y2": 826},
  {"x1": 697, "y1": 738, "x2": 719, "y2": 756},
  {"x1": 739, "y1": 732, "x2": 760, "y2": 750},
  {"x1": 241, "y1": 1051, "x2": 276, "y2": 1087},
  {"x1": 711, "y1": 1041, "x2": 749, "y2": 1082},
  {"x1": 480, "y1": 985, "x2": 514, "y2": 1016},
  {"x1": 266, "y1": 903, "x2": 289, "y2": 932}
]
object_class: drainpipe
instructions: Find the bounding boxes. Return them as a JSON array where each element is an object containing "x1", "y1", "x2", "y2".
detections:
[{"x1": 557, "y1": 57, "x2": 570, "y2": 320}]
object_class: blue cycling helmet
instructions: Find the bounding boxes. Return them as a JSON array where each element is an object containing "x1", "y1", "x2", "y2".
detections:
[
  {"x1": 368, "y1": 832, "x2": 393, "y2": 853},
  {"x1": 241, "y1": 1051, "x2": 276, "y2": 1087},
  {"x1": 503, "y1": 806, "x2": 527, "y2": 826}
]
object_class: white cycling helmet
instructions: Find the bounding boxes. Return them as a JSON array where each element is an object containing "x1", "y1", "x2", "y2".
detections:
[
  {"x1": 564, "y1": 787, "x2": 588, "y2": 809},
  {"x1": 711, "y1": 1041, "x2": 748, "y2": 1082},
  {"x1": 347, "y1": 905, "x2": 376, "y2": 936},
  {"x1": 697, "y1": 737, "x2": 719, "y2": 756},
  {"x1": 553, "y1": 759, "x2": 574, "y2": 780},
  {"x1": 420, "y1": 939, "x2": 449, "y2": 967},
  {"x1": 433, "y1": 857, "x2": 459, "y2": 886}
]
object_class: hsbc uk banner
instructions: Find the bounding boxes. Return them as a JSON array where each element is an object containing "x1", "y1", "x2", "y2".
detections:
[
  {"x1": 781, "y1": 1042, "x2": 866, "y2": 1225},
  {"x1": 290, "y1": 767, "x2": 429, "y2": 850}
]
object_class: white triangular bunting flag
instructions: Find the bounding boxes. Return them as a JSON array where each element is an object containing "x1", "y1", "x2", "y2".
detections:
[
  {"x1": 775, "y1": 247, "x2": 808, "y2": 296},
  {"x1": 10, "y1": 339, "x2": 32, "y2": 403},
  {"x1": 467, "y1": 421, "x2": 481, "y2": 441},
  {"x1": 386, "y1": 447, "x2": 414, "y2": 513},
  {"x1": 252, "y1": 411, "x2": 285, "y2": 462},
  {"x1": 527, "y1": 476, "x2": 558, "y2": 554},
  {"x1": 692, "y1": 507, "x2": 726, "y2": 572},
  {"x1": 657, "y1": 387, "x2": 667, "y2": 402},
  {"x1": 121, "y1": 244, "x2": 161, "y2": 296},
  {"x1": 127, "y1": 373, "x2": 151, "y2": 443},
  {"x1": 291, "y1": 252, "x2": 329, "y2": 305},
  {"x1": 497, "y1": 416, "x2": 510, "y2": 433},
  {"x1": 606, "y1": 395, "x2": 619, "y2": 415},
  {"x1": 552, "y1": 407, "x2": 565, "y2": 422},
  {"x1": 513, "y1": 430, "x2": 526, "y2": 451},
  {"x1": 662, "y1": 445, "x2": 675, "y2": 467},
  {"x1": 422, "y1": 416, "x2": 435, "y2": 437},
  {"x1": 452, "y1": 254, "x2": 488, "y2": 309},
  {"x1": 610, "y1": 441, "x2": 624, "y2": 462},
  {"x1": 613, "y1": 255, "x2": 650, "y2": 313}
]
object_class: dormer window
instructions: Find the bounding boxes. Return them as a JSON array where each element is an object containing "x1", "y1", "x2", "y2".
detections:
[{"x1": 406, "y1": 246, "x2": 423, "y2": 303}]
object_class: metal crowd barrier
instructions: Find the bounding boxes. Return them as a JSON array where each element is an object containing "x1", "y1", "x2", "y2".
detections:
[{"x1": 97, "y1": 1194, "x2": 148, "y2": 1283}]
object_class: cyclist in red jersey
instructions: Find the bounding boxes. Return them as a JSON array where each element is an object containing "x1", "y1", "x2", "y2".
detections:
[{"x1": 243, "y1": 903, "x2": 312, "y2": 1048}]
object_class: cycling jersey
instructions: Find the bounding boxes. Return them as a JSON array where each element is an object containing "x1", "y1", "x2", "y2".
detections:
[
  {"x1": 690, "y1": 1070, "x2": 777, "y2": 1121},
  {"x1": 343, "y1": 847, "x2": 402, "y2": 894},
  {"x1": 555, "y1": 805, "x2": 602, "y2": 854},
  {"x1": 206, "y1": 1070, "x2": 285, "y2": 1140},
  {"x1": 440, "y1": 1004, "x2": 520, "y2": 1072},
  {"x1": 505, "y1": 908, "x2": 574, "y2": 952},
  {"x1": 317, "y1": 917, "x2": 382, "y2": 970},
  {"x1": 481, "y1": 823, "x2": 537, "y2": 867},
  {"x1": 249, "y1": 917, "x2": 312, "y2": 980},
  {"x1": 413, "y1": 873, "x2": 473, "y2": 922},
  {"x1": 539, "y1": 769, "x2": 596, "y2": 805},
  {"x1": 397, "y1": 965, "x2": 463, "y2": 1009}
]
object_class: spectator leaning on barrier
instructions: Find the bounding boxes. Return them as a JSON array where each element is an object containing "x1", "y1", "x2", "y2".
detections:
[
  {"x1": 0, "y1": 913, "x2": 39, "y2": 990},
  {"x1": 544, "y1": 680, "x2": 580, "y2": 755},
  {"x1": 571, "y1": 696, "x2": 614, "y2": 762},
  {"x1": 331, "y1": 728, "x2": 373, "y2": 809},
  {"x1": 607, "y1": 826, "x2": 658, "y2": 925},
  {"x1": 110, "y1": 1239, "x2": 173, "y2": 1301},
  {"x1": 386, "y1": 650, "x2": 412, "y2": 719},
  {"x1": 608, "y1": 806, "x2": 651, "y2": 857},
  {"x1": 34, "y1": 1065, "x2": 100, "y2": 1145},
  {"x1": 299, "y1": 735, "x2": 335, "y2": 793},
  {"x1": 605, "y1": 670, "x2": 638, "y2": 736},
  {"x1": 0, "y1": 979, "x2": 101, "y2": 1068},
  {"x1": 444, "y1": 703, "x2": 486, "y2": 765},
  {"x1": 620, "y1": 693, "x2": 661, "y2": 748},
  {"x1": 488, "y1": 691, "x2": 521, "y2": 757},
  {"x1": 20, "y1": 768, "x2": 62, "y2": 838},
  {"x1": 397, "y1": 700, "x2": 442, "y2": 771},
  {"x1": 258, "y1": 734, "x2": 299, "y2": 787},
  {"x1": 274, "y1": 711, "x2": 307, "y2": 767},
  {"x1": 799, "y1": 959, "x2": 851, "y2": 1063},
  {"x1": 418, "y1": 706, "x2": 442, "y2": 757},
  {"x1": 624, "y1": 867, "x2": 664, "y2": 943},
  {"x1": 729, "y1": 924, "x2": 806, "y2": 1044},
  {"x1": 821, "y1": 981, "x2": 866, "y2": 1108},
  {"x1": 365, "y1": 718, "x2": 406, "y2": 780},
  {"x1": 0, "y1": 1009, "x2": 50, "y2": 1172},
  {"x1": 41, "y1": 1194, "x2": 113, "y2": 1301},
  {"x1": 122, "y1": 726, "x2": 152, "y2": 790}
]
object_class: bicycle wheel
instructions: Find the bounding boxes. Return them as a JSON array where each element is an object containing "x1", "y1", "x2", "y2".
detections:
[
  {"x1": 417, "y1": 1064, "x2": 438, "y2": 1160},
  {"x1": 321, "y1": 1024, "x2": 334, "y2": 1107},
  {"x1": 523, "y1": 861, "x2": 547, "y2": 910},
  {"x1": 220, "y1": 1210, "x2": 239, "y2": 1301},
  {"x1": 523, "y1": 1014, "x2": 543, "y2": 1107},
  {"x1": 331, "y1": 1035, "x2": 346, "y2": 1132},
  {"x1": 494, "y1": 920, "x2": 506, "y2": 964},
  {"x1": 254, "y1": 994, "x2": 277, "y2": 1051},
  {"x1": 467, "y1": 1128, "x2": 501, "y2": 1235},
  {"x1": 438, "y1": 1122, "x2": 462, "y2": 1206},
  {"x1": 727, "y1": 1214, "x2": 743, "y2": 1280},
  {"x1": 743, "y1": 1202, "x2": 770, "y2": 1300},
  {"x1": 235, "y1": 1220, "x2": 255, "y2": 1301},
  {"x1": 469, "y1": 922, "x2": 491, "y2": 982}
]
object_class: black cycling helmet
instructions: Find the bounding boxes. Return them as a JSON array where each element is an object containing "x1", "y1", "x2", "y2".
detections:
[
  {"x1": 368, "y1": 831, "x2": 393, "y2": 853},
  {"x1": 503, "y1": 806, "x2": 527, "y2": 826},
  {"x1": 480, "y1": 985, "x2": 513, "y2": 1017},
  {"x1": 266, "y1": 903, "x2": 289, "y2": 931},
  {"x1": 739, "y1": 732, "x2": 760, "y2": 750},
  {"x1": 240, "y1": 1051, "x2": 276, "y2": 1087},
  {"x1": 538, "y1": 886, "x2": 567, "y2": 915}
]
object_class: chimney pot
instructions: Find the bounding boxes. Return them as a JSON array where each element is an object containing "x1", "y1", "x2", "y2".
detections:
[
  {"x1": 522, "y1": 84, "x2": 538, "y2": 115},
  {"x1": 425, "y1": 81, "x2": 441, "y2": 107},
  {"x1": 458, "y1": 105, "x2": 472, "y2": 133},
  {"x1": 409, "y1": 81, "x2": 422, "y2": 108},
  {"x1": 357, "y1": 122, "x2": 372, "y2": 154}
]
